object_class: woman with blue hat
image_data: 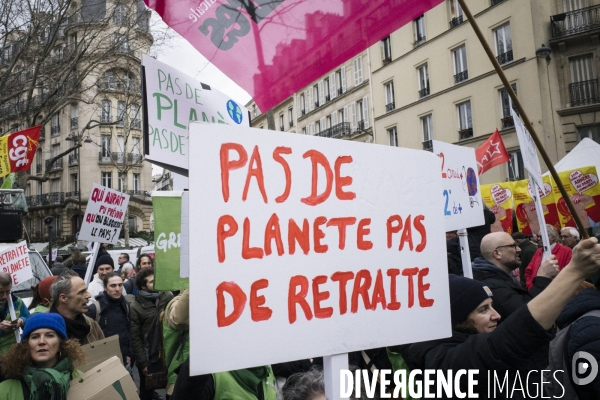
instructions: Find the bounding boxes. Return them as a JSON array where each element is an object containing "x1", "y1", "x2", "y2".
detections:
[{"x1": 0, "y1": 313, "x2": 85, "y2": 400}]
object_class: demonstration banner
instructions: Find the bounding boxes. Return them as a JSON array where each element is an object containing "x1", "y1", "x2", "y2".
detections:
[
  {"x1": 188, "y1": 123, "x2": 449, "y2": 375},
  {"x1": 78, "y1": 184, "x2": 130, "y2": 245},
  {"x1": 513, "y1": 179, "x2": 557, "y2": 236},
  {"x1": 531, "y1": 176, "x2": 560, "y2": 232},
  {"x1": 0, "y1": 241, "x2": 32, "y2": 286},
  {"x1": 0, "y1": 126, "x2": 41, "y2": 178},
  {"x1": 152, "y1": 192, "x2": 188, "y2": 290},
  {"x1": 481, "y1": 182, "x2": 514, "y2": 234},
  {"x1": 556, "y1": 166, "x2": 600, "y2": 229},
  {"x1": 142, "y1": 55, "x2": 248, "y2": 175}
]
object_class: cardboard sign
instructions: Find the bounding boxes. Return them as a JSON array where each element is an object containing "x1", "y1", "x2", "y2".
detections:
[
  {"x1": 512, "y1": 109, "x2": 543, "y2": 188},
  {"x1": 432, "y1": 141, "x2": 484, "y2": 231},
  {"x1": 481, "y1": 183, "x2": 514, "y2": 234},
  {"x1": 0, "y1": 241, "x2": 32, "y2": 286},
  {"x1": 68, "y1": 356, "x2": 139, "y2": 400},
  {"x1": 79, "y1": 335, "x2": 123, "y2": 373},
  {"x1": 188, "y1": 123, "x2": 449, "y2": 375},
  {"x1": 152, "y1": 192, "x2": 188, "y2": 290},
  {"x1": 556, "y1": 166, "x2": 600, "y2": 229},
  {"x1": 79, "y1": 184, "x2": 130, "y2": 245},
  {"x1": 142, "y1": 55, "x2": 249, "y2": 175}
]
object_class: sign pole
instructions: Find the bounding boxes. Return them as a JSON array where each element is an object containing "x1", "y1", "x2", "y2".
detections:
[
  {"x1": 7, "y1": 296, "x2": 21, "y2": 343},
  {"x1": 84, "y1": 242, "x2": 101, "y2": 286},
  {"x1": 457, "y1": 228, "x2": 473, "y2": 278},
  {"x1": 532, "y1": 182, "x2": 552, "y2": 259},
  {"x1": 324, "y1": 353, "x2": 348, "y2": 400},
  {"x1": 457, "y1": 0, "x2": 588, "y2": 240}
]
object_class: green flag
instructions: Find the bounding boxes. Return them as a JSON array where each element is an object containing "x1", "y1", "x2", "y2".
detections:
[
  {"x1": 1, "y1": 172, "x2": 16, "y2": 189},
  {"x1": 152, "y1": 193, "x2": 188, "y2": 290}
]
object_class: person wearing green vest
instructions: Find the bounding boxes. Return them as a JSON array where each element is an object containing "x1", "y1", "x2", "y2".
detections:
[
  {"x1": 0, "y1": 272, "x2": 30, "y2": 356},
  {"x1": 163, "y1": 289, "x2": 190, "y2": 397}
]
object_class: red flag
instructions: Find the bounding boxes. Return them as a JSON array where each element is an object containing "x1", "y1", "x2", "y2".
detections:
[
  {"x1": 145, "y1": 0, "x2": 444, "y2": 111},
  {"x1": 0, "y1": 126, "x2": 42, "y2": 177},
  {"x1": 475, "y1": 129, "x2": 510, "y2": 175}
]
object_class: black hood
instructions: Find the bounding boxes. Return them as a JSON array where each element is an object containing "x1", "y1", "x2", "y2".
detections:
[{"x1": 556, "y1": 288, "x2": 600, "y2": 329}]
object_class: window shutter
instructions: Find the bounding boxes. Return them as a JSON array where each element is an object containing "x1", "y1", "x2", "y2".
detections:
[
  {"x1": 329, "y1": 73, "x2": 336, "y2": 99},
  {"x1": 355, "y1": 57, "x2": 363, "y2": 84},
  {"x1": 308, "y1": 90, "x2": 313, "y2": 111},
  {"x1": 351, "y1": 103, "x2": 356, "y2": 131},
  {"x1": 332, "y1": 112, "x2": 337, "y2": 127},
  {"x1": 318, "y1": 81, "x2": 325, "y2": 106},
  {"x1": 362, "y1": 97, "x2": 369, "y2": 128},
  {"x1": 341, "y1": 68, "x2": 346, "y2": 92},
  {"x1": 320, "y1": 117, "x2": 326, "y2": 132}
]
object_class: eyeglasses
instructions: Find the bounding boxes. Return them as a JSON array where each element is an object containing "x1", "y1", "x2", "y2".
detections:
[{"x1": 495, "y1": 243, "x2": 518, "y2": 251}]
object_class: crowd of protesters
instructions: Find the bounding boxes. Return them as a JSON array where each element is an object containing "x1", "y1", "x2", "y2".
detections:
[{"x1": 0, "y1": 215, "x2": 599, "y2": 400}]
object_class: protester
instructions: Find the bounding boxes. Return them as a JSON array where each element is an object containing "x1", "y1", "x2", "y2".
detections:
[
  {"x1": 0, "y1": 272, "x2": 30, "y2": 356},
  {"x1": 0, "y1": 313, "x2": 85, "y2": 400},
  {"x1": 28, "y1": 276, "x2": 57, "y2": 314},
  {"x1": 282, "y1": 367, "x2": 324, "y2": 400},
  {"x1": 124, "y1": 253, "x2": 154, "y2": 295},
  {"x1": 511, "y1": 232, "x2": 537, "y2": 286},
  {"x1": 560, "y1": 227, "x2": 580, "y2": 249},
  {"x1": 49, "y1": 270, "x2": 104, "y2": 345},
  {"x1": 50, "y1": 256, "x2": 67, "y2": 276},
  {"x1": 86, "y1": 272, "x2": 133, "y2": 368},
  {"x1": 88, "y1": 254, "x2": 127, "y2": 299},
  {"x1": 70, "y1": 252, "x2": 88, "y2": 281},
  {"x1": 163, "y1": 289, "x2": 190, "y2": 397},
  {"x1": 130, "y1": 268, "x2": 173, "y2": 400},
  {"x1": 525, "y1": 224, "x2": 572, "y2": 289},
  {"x1": 402, "y1": 237, "x2": 600, "y2": 398},
  {"x1": 116, "y1": 253, "x2": 135, "y2": 275}
]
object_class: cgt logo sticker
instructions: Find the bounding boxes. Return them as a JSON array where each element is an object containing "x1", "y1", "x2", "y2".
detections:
[{"x1": 572, "y1": 351, "x2": 598, "y2": 386}]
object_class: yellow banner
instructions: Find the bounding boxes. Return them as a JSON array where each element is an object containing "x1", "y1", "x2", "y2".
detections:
[
  {"x1": 556, "y1": 166, "x2": 600, "y2": 229},
  {"x1": 0, "y1": 135, "x2": 10, "y2": 178},
  {"x1": 481, "y1": 182, "x2": 514, "y2": 234}
]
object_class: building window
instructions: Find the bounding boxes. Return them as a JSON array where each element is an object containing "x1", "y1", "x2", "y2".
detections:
[
  {"x1": 449, "y1": 0, "x2": 464, "y2": 28},
  {"x1": 357, "y1": 97, "x2": 369, "y2": 130},
  {"x1": 494, "y1": 24, "x2": 513, "y2": 65},
  {"x1": 288, "y1": 107, "x2": 294, "y2": 127},
  {"x1": 324, "y1": 77, "x2": 331, "y2": 102},
  {"x1": 252, "y1": 104, "x2": 257, "y2": 117},
  {"x1": 51, "y1": 112, "x2": 60, "y2": 136},
  {"x1": 101, "y1": 172, "x2": 112, "y2": 188},
  {"x1": 71, "y1": 174, "x2": 78, "y2": 192},
  {"x1": 114, "y1": 33, "x2": 130, "y2": 53},
  {"x1": 384, "y1": 81, "x2": 395, "y2": 112},
  {"x1": 313, "y1": 84, "x2": 319, "y2": 108},
  {"x1": 117, "y1": 101, "x2": 126, "y2": 126},
  {"x1": 300, "y1": 93, "x2": 305, "y2": 115},
  {"x1": 328, "y1": 72, "x2": 337, "y2": 100},
  {"x1": 421, "y1": 114, "x2": 433, "y2": 150},
  {"x1": 118, "y1": 173, "x2": 124, "y2": 192},
  {"x1": 417, "y1": 64, "x2": 429, "y2": 98},
  {"x1": 130, "y1": 104, "x2": 140, "y2": 128},
  {"x1": 336, "y1": 68, "x2": 346, "y2": 94},
  {"x1": 457, "y1": 100, "x2": 473, "y2": 139},
  {"x1": 101, "y1": 100, "x2": 111, "y2": 123},
  {"x1": 507, "y1": 150, "x2": 524, "y2": 180},
  {"x1": 71, "y1": 104, "x2": 78, "y2": 129},
  {"x1": 114, "y1": 5, "x2": 128, "y2": 24},
  {"x1": 569, "y1": 54, "x2": 598, "y2": 107},
  {"x1": 279, "y1": 114, "x2": 284, "y2": 131},
  {"x1": 388, "y1": 127, "x2": 398, "y2": 147},
  {"x1": 414, "y1": 15, "x2": 426, "y2": 47},
  {"x1": 578, "y1": 124, "x2": 600, "y2": 144},
  {"x1": 101, "y1": 136, "x2": 111, "y2": 158},
  {"x1": 453, "y1": 45, "x2": 468, "y2": 83},
  {"x1": 133, "y1": 173, "x2": 140, "y2": 191},
  {"x1": 132, "y1": 137, "x2": 140, "y2": 155},
  {"x1": 354, "y1": 57, "x2": 363, "y2": 85},
  {"x1": 381, "y1": 36, "x2": 392, "y2": 62},
  {"x1": 500, "y1": 84, "x2": 517, "y2": 129}
]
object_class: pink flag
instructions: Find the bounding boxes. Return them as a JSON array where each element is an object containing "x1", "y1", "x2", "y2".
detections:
[{"x1": 145, "y1": 0, "x2": 443, "y2": 111}]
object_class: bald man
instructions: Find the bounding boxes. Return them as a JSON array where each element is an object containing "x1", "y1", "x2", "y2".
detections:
[{"x1": 471, "y1": 232, "x2": 559, "y2": 323}]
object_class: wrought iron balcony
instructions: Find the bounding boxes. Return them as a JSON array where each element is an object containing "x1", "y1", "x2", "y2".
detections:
[
  {"x1": 51, "y1": 125, "x2": 60, "y2": 136},
  {"x1": 501, "y1": 116, "x2": 514, "y2": 129},
  {"x1": 385, "y1": 102, "x2": 395, "y2": 112},
  {"x1": 569, "y1": 79, "x2": 599, "y2": 107},
  {"x1": 65, "y1": 191, "x2": 79, "y2": 198},
  {"x1": 496, "y1": 50, "x2": 513, "y2": 65},
  {"x1": 25, "y1": 193, "x2": 65, "y2": 207},
  {"x1": 98, "y1": 152, "x2": 143, "y2": 164},
  {"x1": 422, "y1": 140, "x2": 433, "y2": 151},
  {"x1": 96, "y1": 78, "x2": 141, "y2": 94},
  {"x1": 459, "y1": 128, "x2": 473, "y2": 140},
  {"x1": 316, "y1": 122, "x2": 351, "y2": 139},
  {"x1": 450, "y1": 15, "x2": 464, "y2": 29},
  {"x1": 325, "y1": 94, "x2": 331, "y2": 102},
  {"x1": 551, "y1": 4, "x2": 600, "y2": 38},
  {"x1": 419, "y1": 87, "x2": 430, "y2": 98},
  {"x1": 70, "y1": 117, "x2": 78, "y2": 129},
  {"x1": 356, "y1": 120, "x2": 365, "y2": 131},
  {"x1": 454, "y1": 70, "x2": 468, "y2": 84},
  {"x1": 45, "y1": 158, "x2": 63, "y2": 171},
  {"x1": 413, "y1": 36, "x2": 426, "y2": 48},
  {"x1": 68, "y1": 153, "x2": 79, "y2": 165}
]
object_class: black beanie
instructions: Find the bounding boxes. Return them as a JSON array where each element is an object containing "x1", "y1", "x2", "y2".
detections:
[
  {"x1": 448, "y1": 274, "x2": 493, "y2": 328},
  {"x1": 95, "y1": 254, "x2": 114, "y2": 270}
]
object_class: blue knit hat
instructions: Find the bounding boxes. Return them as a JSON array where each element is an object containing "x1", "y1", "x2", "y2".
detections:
[{"x1": 22, "y1": 313, "x2": 68, "y2": 340}]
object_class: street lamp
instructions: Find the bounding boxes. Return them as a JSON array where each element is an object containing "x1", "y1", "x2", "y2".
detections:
[
  {"x1": 65, "y1": 134, "x2": 82, "y2": 231},
  {"x1": 535, "y1": 44, "x2": 551, "y2": 64}
]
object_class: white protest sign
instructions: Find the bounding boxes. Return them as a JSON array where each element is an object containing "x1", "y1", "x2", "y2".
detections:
[
  {"x1": 188, "y1": 124, "x2": 450, "y2": 375},
  {"x1": 511, "y1": 109, "x2": 543, "y2": 188},
  {"x1": 46, "y1": 248, "x2": 57, "y2": 263},
  {"x1": 79, "y1": 184, "x2": 130, "y2": 245},
  {"x1": 432, "y1": 141, "x2": 484, "y2": 231},
  {"x1": 180, "y1": 191, "x2": 189, "y2": 278},
  {"x1": 0, "y1": 241, "x2": 32, "y2": 286},
  {"x1": 142, "y1": 55, "x2": 249, "y2": 175}
]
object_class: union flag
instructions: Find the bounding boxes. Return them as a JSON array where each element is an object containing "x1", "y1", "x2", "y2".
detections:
[{"x1": 475, "y1": 129, "x2": 510, "y2": 175}]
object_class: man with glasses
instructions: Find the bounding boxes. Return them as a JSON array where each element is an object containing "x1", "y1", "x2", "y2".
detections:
[
  {"x1": 525, "y1": 224, "x2": 572, "y2": 290},
  {"x1": 560, "y1": 227, "x2": 580, "y2": 249}
]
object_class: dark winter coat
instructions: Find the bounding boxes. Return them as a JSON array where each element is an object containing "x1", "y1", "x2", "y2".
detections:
[
  {"x1": 402, "y1": 306, "x2": 554, "y2": 399},
  {"x1": 86, "y1": 292, "x2": 133, "y2": 362},
  {"x1": 517, "y1": 239, "x2": 537, "y2": 286},
  {"x1": 129, "y1": 291, "x2": 173, "y2": 370},
  {"x1": 50, "y1": 262, "x2": 67, "y2": 276},
  {"x1": 71, "y1": 264, "x2": 87, "y2": 280},
  {"x1": 555, "y1": 288, "x2": 600, "y2": 400}
]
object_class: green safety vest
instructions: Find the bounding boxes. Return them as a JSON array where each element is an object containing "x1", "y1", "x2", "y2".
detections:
[
  {"x1": 162, "y1": 308, "x2": 189, "y2": 385},
  {"x1": 0, "y1": 297, "x2": 25, "y2": 355},
  {"x1": 213, "y1": 367, "x2": 277, "y2": 400},
  {"x1": 386, "y1": 347, "x2": 420, "y2": 400}
]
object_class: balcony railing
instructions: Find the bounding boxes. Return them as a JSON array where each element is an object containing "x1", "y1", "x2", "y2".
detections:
[
  {"x1": 454, "y1": 70, "x2": 468, "y2": 84},
  {"x1": 385, "y1": 102, "x2": 395, "y2": 112},
  {"x1": 450, "y1": 15, "x2": 464, "y2": 29},
  {"x1": 51, "y1": 125, "x2": 60, "y2": 136},
  {"x1": 419, "y1": 87, "x2": 430, "y2": 98},
  {"x1": 338, "y1": 88, "x2": 344, "y2": 95},
  {"x1": 316, "y1": 122, "x2": 351, "y2": 139},
  {"x1": 422, "y1": 140, "x2": 433, "y2": 151},
  {"x1": 325, "y1": 94, "x2": 331, "y2": 102},
  {"x1": 98, "y1": 152, "x2": 143, "y2": 164},
  {"x1": 45, "y1": 158, "x2": 63, "y2": 171},
  {"x1": 25, "y1": 193, "x2": 65, "y2": 207},
  {"x1": 501, "y1": 116, "x2": 514, "y2": 129},
  {"x1": 356, "y1": 120, "x2": 365, "y2": 132},
  {"x1": 289, "y1": 121, "x2": 294, "y2": 128},
  {"x1": 127, "y1": 190, "x2": 146, "y2": 196},
  {"x1": 315, "y1": 101, "x2": 319, "y2": 108},
  {"x1": 100, "y1": 116, "x2": 112, "y2": 123},
  {"x1": 459, "y1": 128, "x2": 473, "y2": 140},
  {"x1": 496, "y1": 50, "x2": 513, "y2": 65},
  {"x1": 413, "y1": 36, "x2": 426, "y2": 48},
  {"x1": 569, "y1": 79, "x2": 599, "y2": 107},
  {"x1": 96, "y1": 78, "x2": 141, "y2": 94},
  {"x1": 65, "y1": 191, "x2": 79, "y2": 198},
  {"x1": 551, "y1": 4, "x2": 600, "y2": 38},
  {"x1": 68, "y1": 153, "x2": 79, "y2": 165},
  {"x1": 70, "y1": 117, "x2": 78, "y2": 129}
]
